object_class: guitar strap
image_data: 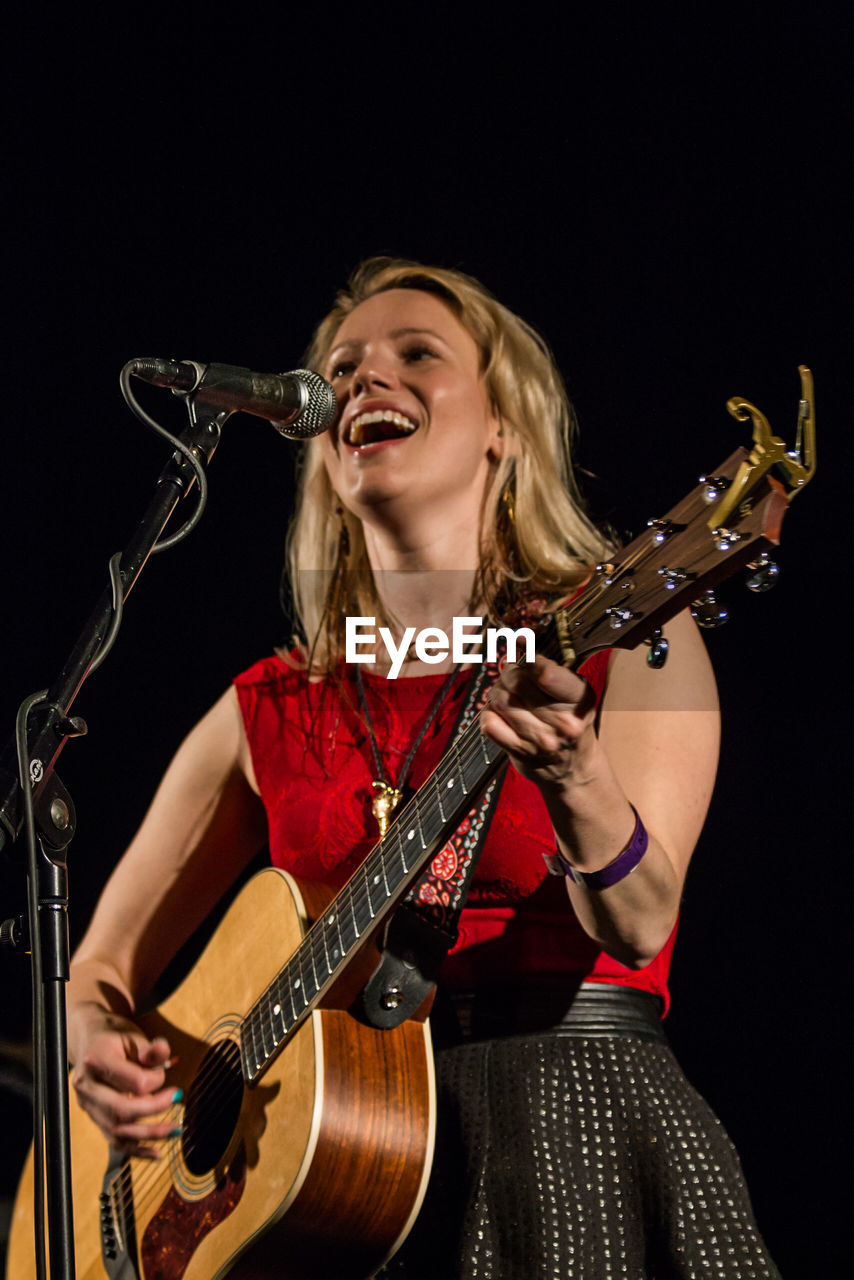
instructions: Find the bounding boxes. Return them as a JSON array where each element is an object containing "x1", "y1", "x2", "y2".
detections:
[{"x1": 359, "y1": 660, "x2": 508, "y2": 1030}]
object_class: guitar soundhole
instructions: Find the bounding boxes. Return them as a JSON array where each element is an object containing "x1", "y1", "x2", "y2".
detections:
[{"x1": 182, "y1": 1039, "x2": 244, "y2": 1175}]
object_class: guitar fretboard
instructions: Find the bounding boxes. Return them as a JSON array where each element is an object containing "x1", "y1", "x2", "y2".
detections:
[{"x1": 239, "y1": 718, "x2": 505, "y2": 1083}]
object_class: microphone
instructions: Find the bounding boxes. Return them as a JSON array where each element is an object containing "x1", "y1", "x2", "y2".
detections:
[{"x1": 129, "y1": 359, "x2": 337, "y2": 439}]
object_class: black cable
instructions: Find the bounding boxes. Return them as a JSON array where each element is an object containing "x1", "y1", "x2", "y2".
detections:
[
  {"x1": 118, "y1": 362, "x2": 209, "y2": 551},
  {"x1": 88, "y1": 552, "x2": 124, "y2": 675},
  {"x1": 94, "y1": 356, "x2": 218, "y2": 672}
]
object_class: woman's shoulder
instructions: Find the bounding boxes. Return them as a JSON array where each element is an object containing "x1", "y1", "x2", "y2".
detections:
[{"x1": 233, "y1": 648, "x2": 313, "y2": 693}]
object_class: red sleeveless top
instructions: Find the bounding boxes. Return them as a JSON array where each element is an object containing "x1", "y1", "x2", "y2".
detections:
[{"x1": 234, "y1": 653, "x2": 676, "y2": 1011}]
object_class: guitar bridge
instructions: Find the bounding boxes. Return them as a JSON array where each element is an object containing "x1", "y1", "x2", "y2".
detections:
[{"x1": 100, "y1": 1156, "x2": 136, "y2": 1277}]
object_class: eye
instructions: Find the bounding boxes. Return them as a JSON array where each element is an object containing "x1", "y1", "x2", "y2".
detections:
[
  {"x1": 329, "y1": 359, "x2": 356, "y2": 379},
  {"x1": 402, "y1": 344, "x2": 438, "y2": 364}
]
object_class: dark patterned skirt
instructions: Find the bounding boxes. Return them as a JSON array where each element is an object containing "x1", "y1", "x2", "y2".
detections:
[{"x1": 376, "y1": 983, "x2": 780, "y2": 1280}]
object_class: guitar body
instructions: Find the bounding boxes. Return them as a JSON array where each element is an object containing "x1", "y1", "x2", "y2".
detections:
[{"x1": 7, "y1": 868, "x2": 436, "y2": 1280}]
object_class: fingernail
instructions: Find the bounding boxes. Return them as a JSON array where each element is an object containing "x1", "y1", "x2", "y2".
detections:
[
  {"x1": 165, "y1": 1056, "x2": 179, "y2": 1069},
  {"x1": 168, "y1": 1127, "x2": 184, "y2": 1139},
  {"x1": 171, "y1": 1089, "x2": 183, "y2": 1104}
]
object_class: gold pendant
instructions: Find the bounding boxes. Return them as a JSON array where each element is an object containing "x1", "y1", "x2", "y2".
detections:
[{"x1": 371, "y1": 780, "x2": 402, "y2": 838}]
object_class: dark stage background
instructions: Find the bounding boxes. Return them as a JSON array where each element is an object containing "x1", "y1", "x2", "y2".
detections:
[{"x1": 1, "y1": 11, "x2": 849, "y2": 1276}]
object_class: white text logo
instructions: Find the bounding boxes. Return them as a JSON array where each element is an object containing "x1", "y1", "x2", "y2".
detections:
[{"x1": 345, "y1": 616, "x2": 535, "y2": 678}]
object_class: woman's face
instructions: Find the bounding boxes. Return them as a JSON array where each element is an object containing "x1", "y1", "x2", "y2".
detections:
[{"x1": 320, "y1": 288, "x2": 503, "y2": 525}]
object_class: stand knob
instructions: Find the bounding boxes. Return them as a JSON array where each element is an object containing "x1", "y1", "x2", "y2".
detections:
[{"x1": 0, "y1": 914, "x2": 29, "y2": 954}]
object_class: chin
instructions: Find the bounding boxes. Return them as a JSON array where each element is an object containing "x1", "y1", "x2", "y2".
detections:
[{"x1": 345, "y1": 479, "x2": 412, "y2": 514}]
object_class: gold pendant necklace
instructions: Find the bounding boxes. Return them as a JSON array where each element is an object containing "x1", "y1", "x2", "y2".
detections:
[{"x1": 370, "y1": 780, "x2": 403, "y2": 838}]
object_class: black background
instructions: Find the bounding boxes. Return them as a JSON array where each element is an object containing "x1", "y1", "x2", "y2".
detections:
[{"x1": 1, "y1": 9, "x2": 850, "y2": 1275}]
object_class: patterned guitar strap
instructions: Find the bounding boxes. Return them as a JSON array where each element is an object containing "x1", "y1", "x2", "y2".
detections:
[{"x1": 360, "y1": 658, "x2": 508, "y2": 1030}]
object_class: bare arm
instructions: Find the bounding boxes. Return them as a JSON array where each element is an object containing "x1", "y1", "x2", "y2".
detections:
[
  {"x1": 67, "y1": 685, "x2": 268, "y2": 1154},
  {"x1": 480, "y1": 610, "x2": 719, "y2": 968}
]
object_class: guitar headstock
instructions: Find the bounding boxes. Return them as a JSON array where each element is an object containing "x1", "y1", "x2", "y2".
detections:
[{"x1": 544, "y1": 366, "x2": 816, "y2": 669}]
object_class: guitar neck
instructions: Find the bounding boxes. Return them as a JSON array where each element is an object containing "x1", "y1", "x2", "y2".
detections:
[{"x1": 239, "y1": 719, "x2": 505, "y2": 1083}]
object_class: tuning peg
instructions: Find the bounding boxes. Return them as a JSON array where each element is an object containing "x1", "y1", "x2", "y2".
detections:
[
  {"x1": 605, "y1": 606, "x2": 638, "y2": 630},
  {"x1": 690, "y1": 591, "x2": 730, "y2": 629},
  {"x1": 645, "y1": 629, "x2": 669, "y2": 669},
  {"x1": 745, "y1": 553, "x2": 780, "y2": 593},
  {"x1": 699, "y1": 475, "x2": 730, "y2": 503},
  {"x1": 710, "y1": 526, "x2": 744, "y2": 552},
  {"x1": 657, "y1": 566, "x2": 689, "y2": 591},
  {"x1": 647, "y1": 518, "x2": 675, "y2": 544}
]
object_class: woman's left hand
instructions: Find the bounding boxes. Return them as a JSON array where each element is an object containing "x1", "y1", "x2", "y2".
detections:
[
  {"x1": 480, "y1": 655, "x2": 601, "y2": 791},
  {"x1": 478, "y1": 613, "x2": 720, "y2": 968}
]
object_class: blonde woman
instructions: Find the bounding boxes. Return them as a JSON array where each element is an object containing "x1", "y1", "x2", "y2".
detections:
[{"x1": 66, "y1": 259, "x2": 779, "y2": 1277}]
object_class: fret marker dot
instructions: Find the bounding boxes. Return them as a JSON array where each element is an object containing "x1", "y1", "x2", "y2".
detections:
[
  {"x1": 373, "y1": 874, "x2": 380, "y2": 884},
  {"x1": 447, "y1": 779, "x2": 455, "y2": 788},
  {"x1": 327, "y1": 914, "x2": 335, "y2": 924},
  {"x1": 408, "y1": 829, "x2": 415, "y2": 840},
  {"x1": 273, "y1": 1003, "x2": 281, "y2": 1016},
  {"x1": 294, "y1": 978, "x2": 301, "y2": 989},
  {"x1": 332, "y1": 947, "x2": 339, "y2": 959}
]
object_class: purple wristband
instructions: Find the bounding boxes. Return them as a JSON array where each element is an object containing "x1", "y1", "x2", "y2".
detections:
[{"x1": 543, "y1": 807, "x2": 649, "y2": 890}]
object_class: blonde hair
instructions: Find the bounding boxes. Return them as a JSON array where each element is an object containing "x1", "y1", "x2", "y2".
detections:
[{"x1": 286, "y1": 257, "x2": 614, "y2": 671}]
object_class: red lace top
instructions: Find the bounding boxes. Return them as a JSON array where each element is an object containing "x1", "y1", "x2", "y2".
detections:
[{"x1": 234, "y1": 653, "x2": 676, "y2": 1011}]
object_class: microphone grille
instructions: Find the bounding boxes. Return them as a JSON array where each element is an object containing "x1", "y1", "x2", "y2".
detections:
[{"x1": 278, "y1": 369, "x2": 338, "y2": 439}]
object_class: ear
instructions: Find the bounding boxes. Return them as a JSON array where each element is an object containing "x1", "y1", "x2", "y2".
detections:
[
  {"x1": 487, "y1": 408, "x2": 516, "y2": 462},
  {"x1": 486, "y1": 405, "x2": 507, "y2": 461}
]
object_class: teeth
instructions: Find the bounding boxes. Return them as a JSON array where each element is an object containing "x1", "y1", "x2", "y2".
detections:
[{"x1": 346, "y1": 409, "x2": 418, "y2": 446}]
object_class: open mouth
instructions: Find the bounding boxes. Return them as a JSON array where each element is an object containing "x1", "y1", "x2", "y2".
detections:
[{"x1": 344, "y1": 410, "x2": 419, "y2": 447}]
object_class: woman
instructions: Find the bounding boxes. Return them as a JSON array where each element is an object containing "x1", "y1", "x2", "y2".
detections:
[{"x1": 66, "y1": 258, "x2": 778, "y2": 1277}]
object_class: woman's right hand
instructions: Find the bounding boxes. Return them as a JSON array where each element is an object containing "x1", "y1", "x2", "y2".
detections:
[
  {"x1": 64, "y1": 688, "x2": 266, "y2": 1159},
  {"x1": 69, "y1": 1003, "x2": 180, "y2": 1160}
]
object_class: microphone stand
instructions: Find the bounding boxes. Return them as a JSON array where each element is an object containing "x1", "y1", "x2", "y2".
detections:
[{"x1": 0, "y1": 390, "x2": 232, "y2": 1280}]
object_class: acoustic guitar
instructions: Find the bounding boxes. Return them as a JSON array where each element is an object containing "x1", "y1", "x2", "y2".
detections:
[{"x1": 7, "y1": 385, "x2": 813, "y2": 1279}]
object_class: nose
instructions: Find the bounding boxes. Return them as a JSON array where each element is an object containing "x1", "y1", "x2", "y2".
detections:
[{"x1": 350, "y1": 349, "x2": 399, "y2": 396}]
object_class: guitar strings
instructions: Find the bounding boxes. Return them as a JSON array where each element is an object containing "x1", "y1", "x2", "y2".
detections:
[
  {"x1": 243, "y1": 715, "x2": 503, "y2": 1043},
  {"x1": 107, "y1": 537, "x2": 662, "y2": 1229}
]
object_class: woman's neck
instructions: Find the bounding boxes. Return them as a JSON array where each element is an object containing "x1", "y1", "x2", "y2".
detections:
[{"x1": 356, "y1": 520, "x2": 483, "y2": 677}]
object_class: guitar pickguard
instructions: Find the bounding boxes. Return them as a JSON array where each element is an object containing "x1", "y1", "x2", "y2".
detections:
[{"x1": 140, "y1": 1145, "x2": 246, "y2": 1280}]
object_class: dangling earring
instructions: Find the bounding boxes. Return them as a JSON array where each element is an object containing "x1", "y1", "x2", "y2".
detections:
[
  {"x1": 498, "y1": 474, "x2": 519, "y2": 571},
  {"x1": 500, "y1": 476, "x2": 516, "y2": 529}
]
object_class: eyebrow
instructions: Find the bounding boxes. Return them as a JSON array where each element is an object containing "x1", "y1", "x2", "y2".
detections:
[{"x1": 327, "y1": 327, "x2": 448, "y2": 356}]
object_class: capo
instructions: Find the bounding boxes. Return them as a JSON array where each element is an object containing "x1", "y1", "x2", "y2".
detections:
[{"x1": 708, "y1": 365, "x2": 817, "y2": 529}]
